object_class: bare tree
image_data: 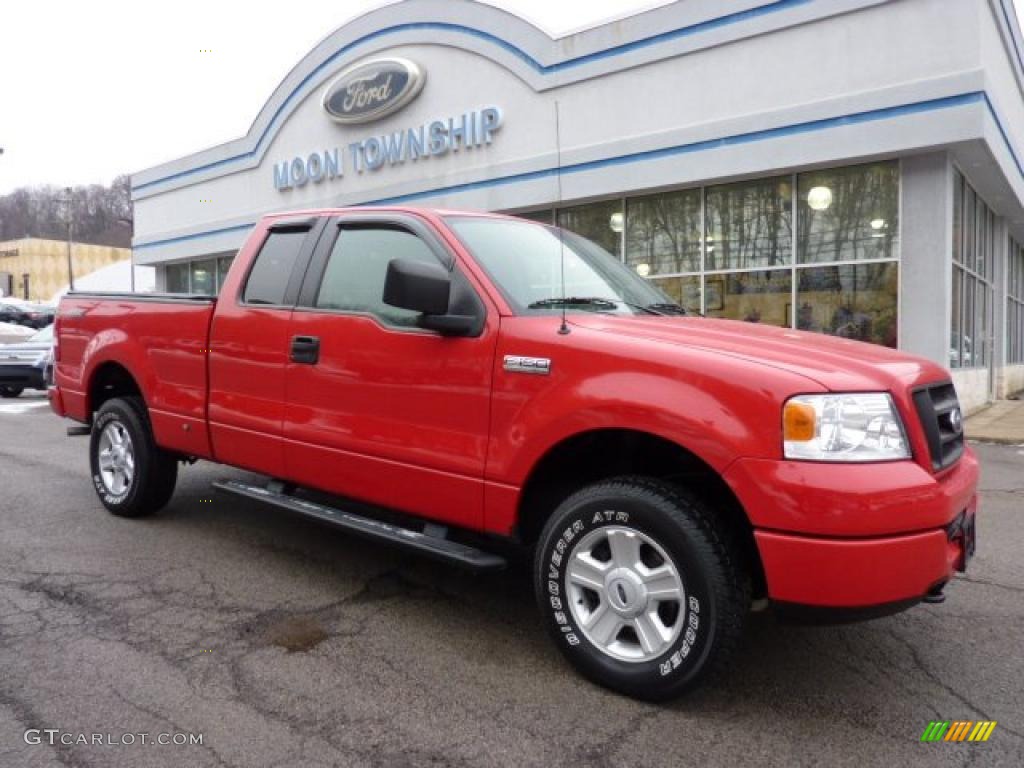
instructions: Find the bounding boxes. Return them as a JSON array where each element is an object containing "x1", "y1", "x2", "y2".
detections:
[{"x1": 0, "y1": 175, "x2": 132, "y2": 247}]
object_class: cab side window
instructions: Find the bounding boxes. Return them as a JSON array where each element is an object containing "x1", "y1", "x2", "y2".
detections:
[
  {"x1": 315, "y1": 227, "x2": 443, "y2": 327},
  {"x1": 243, "y1": 230, "x2": 307, "y2": 305}
]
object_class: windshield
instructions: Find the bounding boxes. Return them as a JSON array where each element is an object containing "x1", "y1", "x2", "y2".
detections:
[
  {"x1": 445, "y1": 216, "x2": 683, "y2": 316},
  {"x1": 29, "y1": 325, "x2": 53, "y2": 343}
]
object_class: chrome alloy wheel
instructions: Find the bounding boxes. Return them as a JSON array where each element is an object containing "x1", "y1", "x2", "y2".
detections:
[
  {"x1": 97, "y1": 422, "x2": 135, "y2": 496},
  {"x1": 566, "y1": 525, "x2": 686, "y2": 663}
]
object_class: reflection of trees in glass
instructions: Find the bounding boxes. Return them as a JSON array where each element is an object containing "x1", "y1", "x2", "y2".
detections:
[
  {"x1": 651, "y1": 275, "x2": 701, "y2": 313},
  {"x1": 558, "y1": 200, "x2": 622, "y2": 257},
  {"x1": 625, "y1": 190, "x2": 701, "y2": 275},
  {"x1": 797, "y1": 162, "x2": 898, "y2": 263},
  {"x1": 705, "y1": 177, "x2": 792, "y2": 270},
  {"x1": 538, "y1": 160, "x2": 905, "y2": 348},
  {"x1": 516, "y1": 209, "x2": 555, "y2": 225}
]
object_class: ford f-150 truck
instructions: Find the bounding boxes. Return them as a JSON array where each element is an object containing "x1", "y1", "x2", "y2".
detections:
[{"x1": 50, "y1": 207, "x2": 979, "y2": 700}]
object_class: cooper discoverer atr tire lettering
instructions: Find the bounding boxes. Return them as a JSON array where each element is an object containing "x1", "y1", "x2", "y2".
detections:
[
  {"x1": 534, "y1": 477, "x2": 749, "y2": 701},
  {"x1": 89, "y1": 396, "x2": 178, "y2": 517}
]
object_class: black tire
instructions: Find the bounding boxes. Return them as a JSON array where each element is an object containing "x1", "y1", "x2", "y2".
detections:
[
  {"x1": 534, "y1": 477, "x2": 749, "y2": 701},
  {"x1": 89, "y1": 396, "x2": 178, "y2": 517},
  {"x1": 0, "y1": 386, "x2": 23, "y2": 398}
]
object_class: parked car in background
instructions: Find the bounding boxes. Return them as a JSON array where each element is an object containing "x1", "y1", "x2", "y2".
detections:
[
  {"x1": 0, "y1": 321, "x2": 35, "y2": 345},
  {"x1": 0, "y1": 324, "x2": 54, "y2": 397},
  {"x1": 0, "y1": 301, "x2": 55, "y2": 329}
]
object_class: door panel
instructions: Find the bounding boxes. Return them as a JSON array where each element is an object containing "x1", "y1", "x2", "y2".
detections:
[
  {"x1": 283, "y1": 218, "x2": 496, "y2": 529},
  {"x1": 208, "y1": 305, "x2": 294, "y2": 476},
  {"x1": 208, "y1": 221, "x2": 323, "y2": 476}
]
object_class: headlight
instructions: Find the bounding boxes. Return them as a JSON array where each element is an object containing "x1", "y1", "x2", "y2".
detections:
[{"x1": 783, "y1": 393, "x2": 910, "y2": 462}]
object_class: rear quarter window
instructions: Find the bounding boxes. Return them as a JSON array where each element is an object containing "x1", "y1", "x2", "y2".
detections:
[{"x1": 243, "y1": 230, "x2": 307, "y2": 305}]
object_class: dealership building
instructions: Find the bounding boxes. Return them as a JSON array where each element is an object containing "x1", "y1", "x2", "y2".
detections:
[{"x1": 132, "y1": 0, "x2": 1024, "y2": 411}]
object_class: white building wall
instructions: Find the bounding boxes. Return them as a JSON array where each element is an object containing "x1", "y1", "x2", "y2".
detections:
[
  {"x1": 129, "y1": 0, "x2": 1024, "y2": 405},
  {"x1": 132, "y1": 0, "x2": 1004, "y2": 264}
]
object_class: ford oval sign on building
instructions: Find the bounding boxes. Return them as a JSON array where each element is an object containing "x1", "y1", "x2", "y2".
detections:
[{"x1": 322, "y1": 57, "x2": 426, "y2": 125}]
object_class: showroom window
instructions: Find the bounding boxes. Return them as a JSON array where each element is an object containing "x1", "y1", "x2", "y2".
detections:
[
  {"x1": 190, "y1": 258, "x2": 217, "y2": 296},
  {"x1": 557, "y1": 200, "x2": 623, "y2": 258},
  {"x1": 164, "y1": 253, "x2": 236, "y2": 295},
  {"x1": 625, "y1": 188, "x2": 702, "y2": 276},
  {"x1": 217, "y1": 256, "x2": 234, "y2": 293},
  {"x1": 705, "y1": 176, "x2": 792, "y2": 271},
  {"x1": 950, "y1": 170, "x2": 996, "y2": 369},
  {"x1": 797, "y1": 163, "x2": 899, "y2": 263},
  {"x1": 1009, "y1": 238, "x2": 1024, "y2": 365},
  {"x1": 518, "y1": 160, "x2": 900, "y2": 346},
  {"x1": 165, "y1": 263, "x2": 190, "y2": 293}
]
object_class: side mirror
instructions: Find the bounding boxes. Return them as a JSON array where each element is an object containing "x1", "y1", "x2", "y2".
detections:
[
  {"x1": 383, "y1": 258, "x2": 451, "y2": 316},
  {"x1": 383, "y1": 258, "x2": 480, "y2": 337}
]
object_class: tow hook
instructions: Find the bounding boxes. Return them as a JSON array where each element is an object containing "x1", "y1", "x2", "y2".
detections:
[{"x1": 922, "y1": 584, "x2": 947, "y2": 605}]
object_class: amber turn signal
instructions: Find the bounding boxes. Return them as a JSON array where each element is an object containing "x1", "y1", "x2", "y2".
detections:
[{"x1": 783, "y1": 401, "x2": 816, "y2": 442}]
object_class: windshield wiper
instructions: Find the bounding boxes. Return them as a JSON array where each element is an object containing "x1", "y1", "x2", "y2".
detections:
[
  {"x1": 528, "y1": 297, "x2": 684, "y2": 317},
  {"x1": 527, "y1": 297, "x2": 619, "y2": 311},
  {"x1": 646, "y1": 303, "x2": 692, "y2": 316}
]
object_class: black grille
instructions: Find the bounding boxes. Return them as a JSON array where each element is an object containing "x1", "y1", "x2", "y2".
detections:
[{"x1": 912, "y1": 382, "x2": 964, "y2": 471}]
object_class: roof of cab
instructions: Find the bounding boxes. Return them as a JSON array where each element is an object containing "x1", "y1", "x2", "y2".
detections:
[{"x1": 259, "y1": 207, "x2": 527, "y2": 222}]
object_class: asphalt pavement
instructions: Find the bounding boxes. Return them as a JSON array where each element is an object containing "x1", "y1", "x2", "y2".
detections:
[{"x1": 0, "y1": 391, "x2": 1021, "y2": 767}]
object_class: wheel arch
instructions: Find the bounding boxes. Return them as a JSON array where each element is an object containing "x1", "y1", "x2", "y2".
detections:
[
  {"x1": 515, "y1": 427, "x2": 766, "y2": 598},
  {"x1": 87, "y1": 360, "x2": 144, "y2": 418}
]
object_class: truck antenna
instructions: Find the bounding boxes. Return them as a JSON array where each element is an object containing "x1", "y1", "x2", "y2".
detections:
[{"x1": 554, "y1": 100, "x2": 570, "y2": 336}]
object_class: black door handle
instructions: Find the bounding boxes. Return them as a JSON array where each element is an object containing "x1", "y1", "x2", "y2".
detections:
[{"x1": 290, "y1": 335, "x2": 320, "y2": 365}]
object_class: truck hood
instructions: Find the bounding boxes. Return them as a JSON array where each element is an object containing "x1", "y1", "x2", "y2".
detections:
[{"x1": 570, "y1": 315, "x2": 949, "y2": 392}]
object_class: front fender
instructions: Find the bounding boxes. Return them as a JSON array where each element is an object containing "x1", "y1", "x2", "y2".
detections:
[{"x1": 486, "y1": 318, "x2": 826, "y2": 489}]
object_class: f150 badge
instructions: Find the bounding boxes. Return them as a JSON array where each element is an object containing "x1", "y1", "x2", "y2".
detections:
[{"x1": 504, "y1": 356, "x2": 551, "y2": 375}]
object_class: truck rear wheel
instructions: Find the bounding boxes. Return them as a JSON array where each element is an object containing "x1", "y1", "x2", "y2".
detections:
[
  {"x1": 89, "y1": 396, "x2": 178, "y2": 517},
  {"x1": 0, "y1": 386, "x2": 23, "y2": 398},
  {"x1": 534, "y1": 477, "x2": 749, "y2": 700}
]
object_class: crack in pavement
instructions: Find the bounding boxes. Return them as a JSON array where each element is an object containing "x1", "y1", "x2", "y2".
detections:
[
  {"x1": 0, "y1": 685, "x2": 98, "y2": 768},
  {"x1": 886, "y1": 628, "x2": 1024, "y2": 742},
  {"x1": 958, "y1": 575, "x2": 1024, "y2": 595}
]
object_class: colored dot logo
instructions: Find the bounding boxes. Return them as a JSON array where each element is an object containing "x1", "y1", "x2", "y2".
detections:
[{"x1": 921, "y1": 721, "x2": 997, "y2": 742}]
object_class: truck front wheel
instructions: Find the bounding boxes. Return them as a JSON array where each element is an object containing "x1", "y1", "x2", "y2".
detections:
[
  {"x1": 89, "y1": 396, "x2": 178, "y2": 517},
  {"x1": 534, "y1": 477, "x2": 749, "y2": 700}
]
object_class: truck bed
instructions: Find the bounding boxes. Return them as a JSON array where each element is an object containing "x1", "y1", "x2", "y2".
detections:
[{"x1": 53, "y1": 292, "x2": 217, "y2": 459}]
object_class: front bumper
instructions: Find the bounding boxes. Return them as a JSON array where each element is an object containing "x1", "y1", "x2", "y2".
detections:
[{"x1": 725, "y1": 447, "x2": 979, "y2": 609}]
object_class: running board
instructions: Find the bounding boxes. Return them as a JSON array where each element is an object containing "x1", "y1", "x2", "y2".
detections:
[{"x1": 212, "y1": 479, "x2": 506, "y2": 572}]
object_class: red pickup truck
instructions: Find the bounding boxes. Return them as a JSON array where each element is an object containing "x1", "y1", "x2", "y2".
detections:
[{"x1": 50, "y1": 207, "x2": 979, "y2": 700}]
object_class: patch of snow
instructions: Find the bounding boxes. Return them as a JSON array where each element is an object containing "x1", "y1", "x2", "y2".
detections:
[
  {"x1": 50, "y1": 260, "x2": 156, "y2": 302},
  {"x1": 0, "y1": 322, "x2": 34, "y2": 344}
]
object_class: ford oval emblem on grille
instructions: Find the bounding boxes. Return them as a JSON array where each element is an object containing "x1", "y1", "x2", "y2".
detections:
[
  {"x1": 949, "y1": 407, "x2": 963, "y2": 434},
  {"x1": 322, "y1": 57, "x2": 426, "y2": 125}
]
